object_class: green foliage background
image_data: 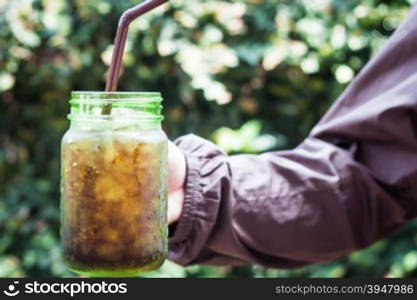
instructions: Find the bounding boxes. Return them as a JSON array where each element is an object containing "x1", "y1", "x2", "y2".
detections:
[{"x1": 1, "y1": 0, "x2": 417, "y2": 277}]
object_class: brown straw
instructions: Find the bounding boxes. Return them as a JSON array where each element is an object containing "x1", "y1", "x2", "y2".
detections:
[{"x1": 102, "y1": 0, "x2": 169, "y2": 114}]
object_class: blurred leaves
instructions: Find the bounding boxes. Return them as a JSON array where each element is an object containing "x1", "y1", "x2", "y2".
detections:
[
  {"x1": 0, "y1": 0, "x2": 416, "y2": 278},
  {"x1": 212, "y1": 120, "x2": 286, "y2": 153}
]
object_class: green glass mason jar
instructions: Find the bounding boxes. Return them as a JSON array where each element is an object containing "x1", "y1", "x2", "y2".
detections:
[{"x1": 61, "y1": 92, "x2": 168, "y2": 277}]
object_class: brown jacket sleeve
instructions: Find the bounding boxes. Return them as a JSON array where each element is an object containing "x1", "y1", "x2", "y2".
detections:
[{"x1": 168, "y1": 5, "x2": 417, "y2": 268}]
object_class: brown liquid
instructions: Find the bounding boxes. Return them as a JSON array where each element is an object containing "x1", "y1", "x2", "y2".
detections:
[{"x1": 61, "y1": 135, "x2": 168, "y2": 276}]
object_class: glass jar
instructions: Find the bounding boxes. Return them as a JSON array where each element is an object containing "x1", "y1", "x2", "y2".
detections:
[{"x1": 61, "y1": 91, "x2": 168, "y2": 277}]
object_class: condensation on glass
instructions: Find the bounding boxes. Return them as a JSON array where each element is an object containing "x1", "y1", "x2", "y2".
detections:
[{"x1": 61, "y1": 92, "x2": 168, "y2": 277}]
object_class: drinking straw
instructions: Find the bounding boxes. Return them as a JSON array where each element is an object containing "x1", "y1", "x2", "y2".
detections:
[{"x1": 102, "y1": 0, "x2": 169, "y2": 115}]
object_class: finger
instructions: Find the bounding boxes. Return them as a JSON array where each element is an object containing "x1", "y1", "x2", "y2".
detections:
[
  {"x1": 167, "y1": 189, "x2": 185, "y2": 224},
  {"x1": 167, "y1": 141, "x2": 186, "y2": 192}
]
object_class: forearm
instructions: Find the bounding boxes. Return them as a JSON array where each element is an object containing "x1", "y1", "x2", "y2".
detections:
[{"x1": 168, "y1": 135, "x2": 413, "y2": 268}]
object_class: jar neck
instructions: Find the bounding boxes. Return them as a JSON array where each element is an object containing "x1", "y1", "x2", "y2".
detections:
[{"x1": 68, "y1": 91, "x2": 163, "y2": 130}]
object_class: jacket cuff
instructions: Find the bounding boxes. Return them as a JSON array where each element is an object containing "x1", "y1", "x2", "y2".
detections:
[{"x1": 167, "y1": 134, "x2": 226, "y2": 265}]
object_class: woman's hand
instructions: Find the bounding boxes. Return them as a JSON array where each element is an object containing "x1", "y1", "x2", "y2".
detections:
[{"x1": 167, "y1": 141, "x2": 186, "y2": 224}]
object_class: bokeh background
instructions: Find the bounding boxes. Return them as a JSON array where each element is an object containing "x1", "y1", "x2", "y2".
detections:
[{"x1": 1, "y1": 0, "x2": 417, "y2": 277}]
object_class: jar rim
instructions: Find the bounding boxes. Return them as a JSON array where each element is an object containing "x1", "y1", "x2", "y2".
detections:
[
  {"x1": 71, "y1": 91, "x2": 162, "y2": 102},
  {"x1": 68, "y1": 91, "x2": 164, "y2": 124}
]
